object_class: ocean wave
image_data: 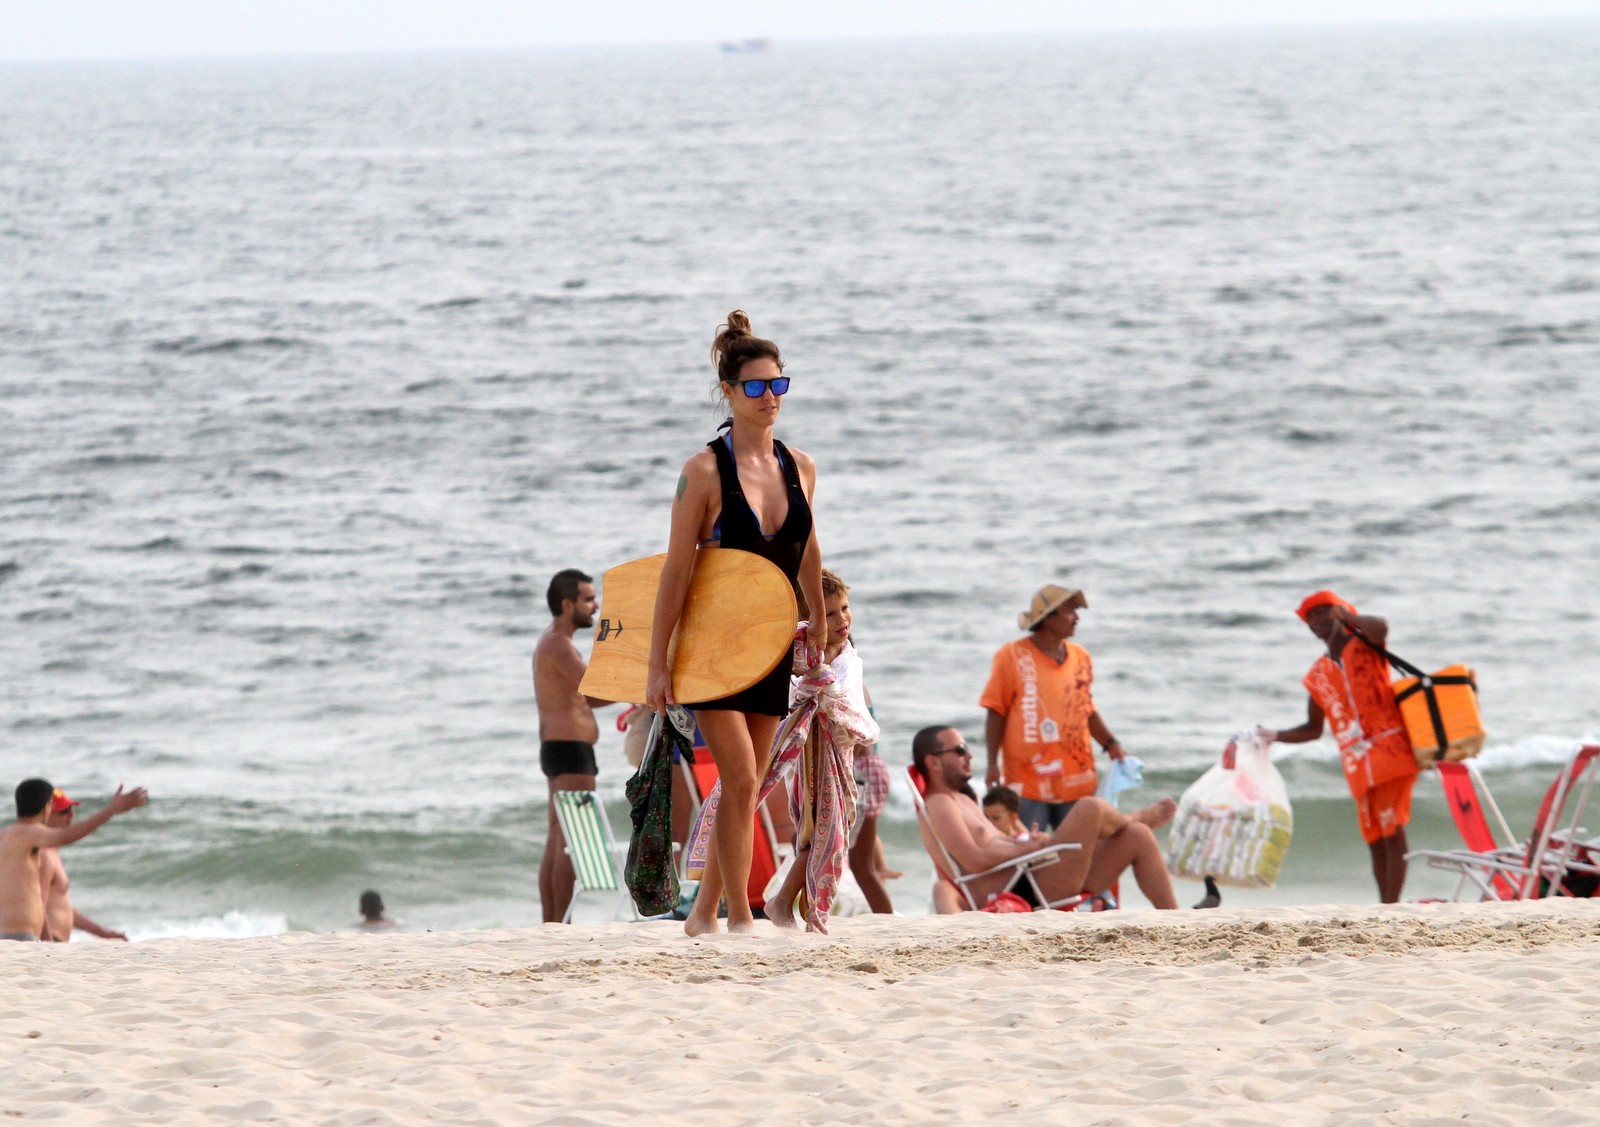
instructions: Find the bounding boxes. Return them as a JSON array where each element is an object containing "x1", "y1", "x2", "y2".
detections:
[
  {"x1": 127, "y1": 910, "x2": 289, "y2": 941},
  {"x1": 878, "y1": 589, "x2": 964, "y2": 607},
  {"x1": 1495, "y1": 321, "x2": 1595, "y2": 347},
  {"x1": 1284, "y1": 428, "x2": 1341, "y2": 445},
  {"x1": 1189, "y1": 611, "x2": 1276, "y2": 628},
  {"x1": 1475, "y1": 734, "x2": 1597, "y2": 772},
  {"x1": 149, "y1": 335, "x2": 306, "y2": 355},
  {"x1": 65, "y1": 453, "x2": 165, "y2": 470}
]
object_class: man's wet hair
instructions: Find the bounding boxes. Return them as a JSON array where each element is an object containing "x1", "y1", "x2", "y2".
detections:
[
  {"x1": 359, "y1": 890, "x2": 384, "y2": 920},
  {"x1": 15, "y1": 778, "x2": 54, "y2": 819},
  {"x1": 547, "y1": 568, "x2": 593, "y2": 617}
]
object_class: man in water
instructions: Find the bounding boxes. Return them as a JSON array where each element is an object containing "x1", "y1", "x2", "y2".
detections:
[
  {"x1": 1261, "y1": 591, "x2": 1420, "y2": 903},
  {"x1": 981, "y1": 584, "x2": 1174, "y2": 833},
  {"x1": 533, "y1": 568, "x2": 611, "y2": 923},
  {"x1": 355, "y1": 889, "x2": 398, "y2": 929},
  {"x1": 1, "y1": 778, "x2": 148, "y2": 941},
  {"x1": 915, "y1": 726, "x2": 1178, "y2": 910},
  {"x1": 37, "y1": 788, "x2": 130, "y2": 941}
]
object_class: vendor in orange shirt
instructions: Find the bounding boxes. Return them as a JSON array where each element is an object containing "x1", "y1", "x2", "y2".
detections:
[
  {"x1": 981, "y1": 584, "x2": 1175, "y2": 834},
  {"x1": 1260, "y1": 590, "x2": 1421, "y2": 903}
]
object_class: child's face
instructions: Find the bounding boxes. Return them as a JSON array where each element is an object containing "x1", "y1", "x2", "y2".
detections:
[
  {"x1": 983, "y1": 803, "x2": 1015, "y2": 834},
  {"x1": 824, "y1": 593, "x2": 851, "y2": 645}
]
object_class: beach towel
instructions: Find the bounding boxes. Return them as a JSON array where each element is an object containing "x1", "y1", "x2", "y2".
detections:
[
  {"x1": 625, "y1": 708, "x2": 695, "y2": 916},
  {"x1": 687, "y1": 624, "x2": 879, "y2": 932}
]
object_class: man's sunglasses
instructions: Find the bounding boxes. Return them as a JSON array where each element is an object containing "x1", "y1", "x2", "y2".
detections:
[
  {"x1": 936, "y1": 745, "x2": 972, "y2": 758},
  {"x1": 735, "y1": 377, "x2": 790, "y2": 398}
]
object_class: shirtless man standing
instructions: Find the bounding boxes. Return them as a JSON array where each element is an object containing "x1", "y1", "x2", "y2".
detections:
[
  {"x1": 38, "y1": 789, "x2": 130, "y2": 941},
  {"x1": 2, "y1": 778, "x2": 147, "y2": 941},
  {"x1": 533, "y1": 568, "x2": 611, "y2": 923}
]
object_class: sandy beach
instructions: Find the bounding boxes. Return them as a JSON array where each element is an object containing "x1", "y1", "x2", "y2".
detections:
[{"x1": 5, "y1": 901, "x2": 1598, "y2": 1125}]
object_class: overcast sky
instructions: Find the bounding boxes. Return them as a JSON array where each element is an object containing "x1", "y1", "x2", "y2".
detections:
[{"x1": 4, "y1": 0, "x2": 1599, "y2": 62}]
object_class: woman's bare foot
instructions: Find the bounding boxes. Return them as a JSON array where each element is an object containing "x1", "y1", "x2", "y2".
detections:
[
  {"x1": 726, "y1": 918, "x2": 758, "y2": 935},
  {"x1": 1132, "y1": 796, "x2": 1178, "y2": 830},
  {"x1": 877, "y1": 868, "x2": 904, "y2": 881},
  {"x1": 683, "y1": 911, "x2": 721, "y2": 937}
]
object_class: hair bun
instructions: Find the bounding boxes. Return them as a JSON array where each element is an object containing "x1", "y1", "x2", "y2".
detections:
[{"x1": 709, "y1": 309, "x2": 782, "y2": 384}]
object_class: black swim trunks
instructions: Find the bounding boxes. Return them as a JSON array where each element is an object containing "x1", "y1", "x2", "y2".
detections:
[{"x1": 540, "y1": 740, "x2": 598, "y2": 778}]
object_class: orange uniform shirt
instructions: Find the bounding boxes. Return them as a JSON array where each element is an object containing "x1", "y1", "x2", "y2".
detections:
[
  {"x1": 979, "y1": 638, "x2": 1098, "y2": 803},
  {"x1": 1304, "y1": 638, "x2": 1419, "y2": 799}
]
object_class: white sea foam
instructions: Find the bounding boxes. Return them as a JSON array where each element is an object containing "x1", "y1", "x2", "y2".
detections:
[
  {"x1": 1475, "y1": 734, "x2": 1599, "y2": 773},
  {"x1": 125, "y1": 911, "x2": 291, "y2": 942}
]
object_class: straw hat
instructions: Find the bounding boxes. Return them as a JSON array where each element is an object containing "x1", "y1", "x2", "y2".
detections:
[{"x1": 1019, "y1": 584, "x2": 1088, "y2": 631}]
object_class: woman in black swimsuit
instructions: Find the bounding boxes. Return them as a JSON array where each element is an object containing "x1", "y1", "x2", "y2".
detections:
[{"x1": 646, "y1": 311, "x2": 826, "y2": 936}]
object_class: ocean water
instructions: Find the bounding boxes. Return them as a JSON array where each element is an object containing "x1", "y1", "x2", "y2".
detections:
[{"x1": 3, "y1": 23, "x2": 1599, "y2": 936}]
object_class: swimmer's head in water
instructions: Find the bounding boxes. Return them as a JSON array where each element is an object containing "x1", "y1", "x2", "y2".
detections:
[
  {"x1": 711, "y1": 309, "x2": 784, "y2": 393},
  {"x1": 359, "y1": 890, "x2": 384, "y2": 920}
]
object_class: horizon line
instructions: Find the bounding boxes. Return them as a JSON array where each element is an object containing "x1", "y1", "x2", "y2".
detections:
[{"x1": 2, "y1": 11, "x2": 1596, "y2": 68}]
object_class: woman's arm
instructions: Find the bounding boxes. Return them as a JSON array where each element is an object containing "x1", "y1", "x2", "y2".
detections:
[
  {"x1": 792, "y1": 448, "x2": 827, "y2": 655},
  {"x1": 646, "y1": 452, "x2": 716, "y2": 712}
]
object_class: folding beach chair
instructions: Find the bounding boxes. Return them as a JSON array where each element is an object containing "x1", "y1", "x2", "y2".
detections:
[
  {"x1": 1407, "y1": 743, "x2": 1600, "y2": 901},
  {"x1": 907, "y1": 765, "x2": 1111, "y2": 912},
  {"x1": 552, "y1": 790, "x2": 639, "y2": 924}
]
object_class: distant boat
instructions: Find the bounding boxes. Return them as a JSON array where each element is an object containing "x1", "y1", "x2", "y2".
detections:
[{"x1": 718, "y1": 38, "x2": 770, "y2": 54}]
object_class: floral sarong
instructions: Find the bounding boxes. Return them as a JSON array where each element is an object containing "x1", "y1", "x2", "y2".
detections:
[{"x1": 686, "y1": 626, "x2": 880, "y2": 932}]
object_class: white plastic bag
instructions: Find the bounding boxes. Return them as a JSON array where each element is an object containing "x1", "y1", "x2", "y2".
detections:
[{"x1": 1164, "y1": 729, "x2": 1293, "y2": 889}]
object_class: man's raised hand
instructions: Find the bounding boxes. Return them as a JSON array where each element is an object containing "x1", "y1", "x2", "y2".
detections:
[{"x1": 107, "y1": 785, "x2": 150, "y2": 815}]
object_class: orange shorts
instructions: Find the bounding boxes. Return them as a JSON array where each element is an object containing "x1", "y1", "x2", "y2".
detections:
[{"x1": 1355, "y1": 774, "x2": 1416, "y2": 844}]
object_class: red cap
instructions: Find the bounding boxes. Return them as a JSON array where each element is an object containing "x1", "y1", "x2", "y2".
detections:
[
  {"x1": 50, "y1": 789, "x2": 81, "y2": 812},
  {"x1": 1296, "y1": 590, "x2": 1357, "y2": 623}
]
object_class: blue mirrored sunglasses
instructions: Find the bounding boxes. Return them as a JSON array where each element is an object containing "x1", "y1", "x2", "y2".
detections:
[{"x1": 736, "y1": 376, "x2": 790, "y2": 398}]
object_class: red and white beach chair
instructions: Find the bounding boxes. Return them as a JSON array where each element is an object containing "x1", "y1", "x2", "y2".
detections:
[
  {"x1": 906, "y1": 765, "x2": 1113, "y2": 912},
  {"x1": 1407, "y1": 743, "x2": 1600, "y2": 901}
]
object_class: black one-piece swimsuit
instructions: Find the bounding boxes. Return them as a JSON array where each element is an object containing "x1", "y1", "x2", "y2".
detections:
[{"x1": 685, "y1": 434, "x2": 812, "y2": 718}]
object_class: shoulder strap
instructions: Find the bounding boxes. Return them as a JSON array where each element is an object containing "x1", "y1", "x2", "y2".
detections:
[
  {"x1": 772, "y1": 439, "x2": 803, "y2": 492},
  {"x1": 706, "y1": 436, "x2": 741, "y2": 497},
  {"x1": 1343, "y1": 623, "x2": 1426, "y2": 679}
]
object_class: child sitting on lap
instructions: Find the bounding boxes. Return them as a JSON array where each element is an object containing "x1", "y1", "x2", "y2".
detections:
[{"x1": 982, "y1": 785, "x2": 1031, "y2": 842}]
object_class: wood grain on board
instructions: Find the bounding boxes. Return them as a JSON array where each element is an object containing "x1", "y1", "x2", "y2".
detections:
[{"x1": 578, "y1": 551, "x2": 798, "y2": 704}]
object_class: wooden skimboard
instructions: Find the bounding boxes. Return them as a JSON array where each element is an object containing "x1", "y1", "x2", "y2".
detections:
[{"x1": 579, "y1": 551, "x2": 798, "y2": 705}]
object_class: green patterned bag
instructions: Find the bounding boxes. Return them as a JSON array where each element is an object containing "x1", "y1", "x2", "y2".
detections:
[{"x1": 625, "y1": 710, "x2": 694, "y2": 916}]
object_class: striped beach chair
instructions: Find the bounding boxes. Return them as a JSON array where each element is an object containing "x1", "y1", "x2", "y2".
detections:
[{"x1": 553, "y1": 790, "x2": 637, "y2": 924}]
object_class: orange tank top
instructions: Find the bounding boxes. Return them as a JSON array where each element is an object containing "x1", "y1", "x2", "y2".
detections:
[{"x1": 1304, "y1": 637, "x2": 1418, "y2": 796}]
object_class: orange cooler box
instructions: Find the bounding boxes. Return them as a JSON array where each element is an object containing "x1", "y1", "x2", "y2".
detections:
[{"x1": 1393, "y1": 664, "x2": 1485, "y2": 766}]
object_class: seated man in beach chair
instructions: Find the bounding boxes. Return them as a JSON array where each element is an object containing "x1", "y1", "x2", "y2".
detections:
[{"x1": 913, "y1": 725, "x2": 1179, "y2": 910}]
